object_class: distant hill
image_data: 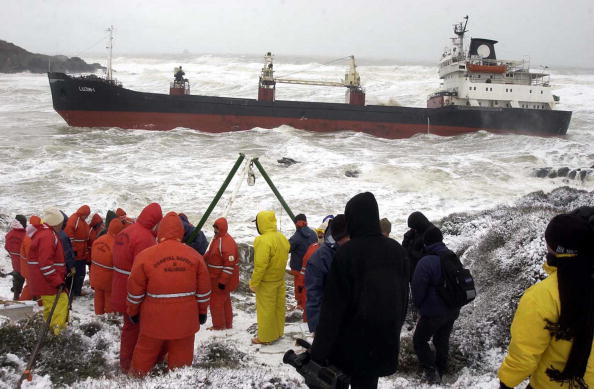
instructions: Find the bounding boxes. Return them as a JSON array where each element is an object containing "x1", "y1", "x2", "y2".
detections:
[{"x1": 0, "y1": 40, "x2": 105, "y2": 73}]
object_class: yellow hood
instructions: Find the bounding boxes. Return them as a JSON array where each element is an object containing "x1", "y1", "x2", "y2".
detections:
[{"x1": 256, "y1": 211, "x2": 277, "y2": 234}]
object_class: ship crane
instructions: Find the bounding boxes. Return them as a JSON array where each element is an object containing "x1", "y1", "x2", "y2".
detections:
[{"x1": 257, "y1": 53, "x2": 365, "y2": 106}]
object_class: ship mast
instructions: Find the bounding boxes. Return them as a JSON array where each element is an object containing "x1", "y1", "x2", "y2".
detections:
[
  {"x1": 106, "y1": 25, "x2": 114, "y2": 81},
  {"x1": 453, "y1": 16, "x2": 469, "y2": 59}
]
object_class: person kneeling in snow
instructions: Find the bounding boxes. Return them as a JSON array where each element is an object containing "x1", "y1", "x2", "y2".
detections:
[{"x1": 127, "y1": 211, "x2": 211, "y2": 376}]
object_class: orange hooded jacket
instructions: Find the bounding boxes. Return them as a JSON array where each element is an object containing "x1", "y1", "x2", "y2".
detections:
[
  {"x1": 127, "y1": 212, "x2": 211, "y2": 339},
  {"x1": 20, "y1": 216, "x2": 41, "y2": 285},
  {"x1": 90, "y1": 218, "x2": 124, "y2": 291},
  {"x1": 64, "y1": 205, "x2": 91, "y2": 261},
  {"x1": 28, "y1": 224, "x2": 65, "y2": 296},
  {"x1": 204, "y1": 218, "x2": 240, "y2": 291},
  {"x1": 88, "y1": 213, "x2": 104, "y2": 248},
  {"x1": 111, "y1": 203, "x2": 162, "y2": 314}
]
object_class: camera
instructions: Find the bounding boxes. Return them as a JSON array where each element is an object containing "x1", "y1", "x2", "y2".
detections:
[{"x1": 283, "y1": 339, "x2": 350, "y2": 389}]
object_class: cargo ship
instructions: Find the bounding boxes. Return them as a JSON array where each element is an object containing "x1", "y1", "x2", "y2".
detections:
[{"x1": 47, "y1": 19, "x2": 571, "y2": 139}]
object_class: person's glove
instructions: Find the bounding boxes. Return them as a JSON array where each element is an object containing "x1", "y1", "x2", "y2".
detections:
[
  {"x1": 218, "y1": 283, "x2": 226, "y2": 290},
  {"x1": 199, "y1": 314, "x2": 207, "y2": 325},
  {"x1": 129, "y1": 315, "x2": 140, "y2": 324},
  {"x1": 499, "y1": 382, "x2": 513, "y2": 389}
]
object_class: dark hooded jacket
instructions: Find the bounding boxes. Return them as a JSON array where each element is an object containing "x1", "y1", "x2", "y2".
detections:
[
  {"x1": 310, "y1": 192, "x2": 409, "y2": 377},
  {"x1": 289, "y1": 224, "x2": 318, "y2": 271},
  {"x1": 402, "y1": 211, "x2": 434, "y2": 279},
  {"x1": 179, "y1": 214, "x2": 209, "y2": 255}
]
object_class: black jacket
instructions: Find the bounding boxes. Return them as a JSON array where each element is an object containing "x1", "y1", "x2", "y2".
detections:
[
  {"x1": 402, "y1": 212, "x2": 434, "y2": 279},
  {"x1": 310, "y1": 192, "x2": 409, "y2": 377}
]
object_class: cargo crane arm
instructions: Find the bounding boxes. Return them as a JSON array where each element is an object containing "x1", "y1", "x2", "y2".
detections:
[{"x1": 274, "y1": 55, "x2": 361, "y2": 89}]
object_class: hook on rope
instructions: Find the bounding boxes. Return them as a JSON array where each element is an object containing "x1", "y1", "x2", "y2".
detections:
[{"x1": 247, "y1": 160, "x2": 256, "y2": 186}]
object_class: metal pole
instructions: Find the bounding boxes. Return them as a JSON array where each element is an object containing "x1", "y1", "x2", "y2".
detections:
[
  {"x1": 251, "y1": 157, "x2": 296, "y2": 222},
  {"x1": 186, "y1": 153, "x2": 246, "y2": 244}
]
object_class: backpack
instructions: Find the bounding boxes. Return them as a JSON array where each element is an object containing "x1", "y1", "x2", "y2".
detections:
[{"x1": 436, "y1": 250, "x2": 476, "y2": 308}]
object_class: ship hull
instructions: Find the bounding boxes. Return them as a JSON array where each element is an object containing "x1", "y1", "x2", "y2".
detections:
[{"x1": 48, "y1": 72, "x2": 572, "y2": 138}]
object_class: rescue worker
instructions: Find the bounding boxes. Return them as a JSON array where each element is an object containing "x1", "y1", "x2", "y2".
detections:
[
  {"x1": 58, "y1": 211, "x2": 76, "y2": 297},
  {"x1": 97, "y1": 210, "x2": 117, "y2": 238},
  {"x1": 4, "y1": 215, "x2": 27, "y2": 300},
  {"x1": 203, "y1": 217, "x2": 239, "y2": 330},
  {"x1": 65, "y1": 205, "x2": 91, "y2": 296},
  {"x1": 28, "y1": 208, "x2": 68, "y2": 334},
  {"x1": 311, "y1": 192, "x2": 409, "y2": 389},
  {"x1": 305, "y1": 214, "x2": 349, "y2": 333},
  {"x1": 90, "y1": 218, "x2": 124, "y2": 314},
  {"x1": 179, "y1": 213, "x2": 209, "y2": 255},
  {"x1": 116, "y1": 207, "x2": 134, "y2": 227},
  {"x1": 288, "y1": 214, "x2": 317, "y2": 307},
  {"x1": 412, "y1": 227, "x2": 460, "y2": 384},
  {"x1": 127, "y1": 211, "x2": 211, "y2": 376},
  {"x1": 88, "y1": 213, "x2": 104, "y2": 248},
  {"x1": 111, "y1": 202, "x2": 162, "y2": 373},
  {"x1": 296, "y1": 242, "x2": 319, "y2": 314},
  {"x1": 19, "y1": 216, "x2": 41, "y2": 301},
  {"x1": 249, "y1": 210, "x2": 290, "y2": 344},
  {"x1": 499, "y1": 213, "x2": 594, "y2": 388}
]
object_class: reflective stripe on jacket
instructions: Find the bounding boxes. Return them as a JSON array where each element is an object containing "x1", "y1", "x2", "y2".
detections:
[
  {"x1": 127, "y1": 212, "x2": 211, "y2": 339},
  {"x1": 28, "y1": 225, "x2": 65, "y2": 296},
  {"x1": 204, "y1": 218, "x2": 240, "y2": 291}
]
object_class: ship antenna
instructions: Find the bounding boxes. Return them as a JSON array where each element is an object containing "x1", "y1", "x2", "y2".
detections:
[
  {"x1": 106, "y1": 25, "x2": 114, "y2": 81},
  {"x1": 453, "y1": 16, "x2": 469, "y2": 58}
]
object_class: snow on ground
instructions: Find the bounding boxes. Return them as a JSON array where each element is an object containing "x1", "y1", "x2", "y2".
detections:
[{"x1": 1, "y1": 186, "x2": 593, "y2": 388}]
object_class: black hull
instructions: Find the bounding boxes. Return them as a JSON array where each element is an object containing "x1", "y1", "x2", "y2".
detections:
[{"x1": 48, "y1": 72, "x2": 572, "y2": 138}]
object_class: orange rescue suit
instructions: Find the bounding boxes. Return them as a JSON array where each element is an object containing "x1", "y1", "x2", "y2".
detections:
[
  {"x1": 90, "y1": 218, "x2": 124, "y2": 314},
  {"x1": 18, "y1": 216, "x2": 41, "y2": 301},
  {"x1": 64, "y1": 205, "x2": 91, "y2": 261},
  {"x1": 296, "y1": 242, "x2": 319, "y2": 313},
  {"x1": 204, "y1": 217, "x2": 239, "y2": 329},
  {"x1": 127, "y1": 211, "x2": 211, "y2": 376}
]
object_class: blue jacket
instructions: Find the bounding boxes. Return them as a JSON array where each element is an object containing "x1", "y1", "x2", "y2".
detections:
[
  {"x1": 289, "y1": 226, "x2": 318, "y2": 271},
  {"x1": 58, "y1": 230, "x2": 76, "y2": 269},
  {"x1": 412, "y1": 242, "x2": 457, "y2": 317},
  {"x1": 179, "y1": 214, "x2": 208, "y2": 255},
  {"x1": 305, "y1": 241, "x2": 337, "y2": 332}
]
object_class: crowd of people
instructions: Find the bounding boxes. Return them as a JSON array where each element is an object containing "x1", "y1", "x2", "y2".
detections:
[{"x1": 3, "y1": 194, "x2": 594, "y2": 388}]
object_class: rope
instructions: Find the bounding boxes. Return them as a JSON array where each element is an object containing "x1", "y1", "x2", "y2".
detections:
[
  {"x1": 275, "y1": 56, "x2": 352, "y2": 79},
  {"x1": 223, "y1": 159, "x2": 249, "y2": 218}
]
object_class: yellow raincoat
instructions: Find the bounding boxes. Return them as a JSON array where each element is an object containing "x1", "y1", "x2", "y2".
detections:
[
  {"x1": 499, "y1": 270, "x2": 594, "y2": 388},
  {"x1": 250, "y1": 211, "x2": 290, "y2": 343}
]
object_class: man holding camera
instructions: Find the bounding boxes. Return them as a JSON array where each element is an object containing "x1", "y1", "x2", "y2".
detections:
[{"x1": 310, "y1": 192, "x2": 409, "y2": 389}]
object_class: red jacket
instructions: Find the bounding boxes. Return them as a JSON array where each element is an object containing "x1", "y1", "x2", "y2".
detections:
[
  {"x1": 90, "y1": 218, "x2": 124, "y2": 291},
  {"x1": 204, "y1": 218, "x2": 240, "y2": 291},
  {"x1": 27, "y1": 224, "x2": 66, "y2": 296},
  {"x1": 20, "y1": 216, "x2": 41, "y2": 283},
  {"x1": 111, "y1": 203, "x2": 162, "y2": 313},
  {"x1": 5, "y1": 225, "x2": 25, "y2": 273},
  {"x1": 64, "y1": 205, "x2": 91, "y2": 261},
  {"x1": 296, "y1": 242, "x2": 320, "y2": 291},
  {"x1": 88, "y1": 213, "x2": 104, "y2": 249},
  {"x1": 127, "y1": 212, "x2": 211, "y2": 339}
]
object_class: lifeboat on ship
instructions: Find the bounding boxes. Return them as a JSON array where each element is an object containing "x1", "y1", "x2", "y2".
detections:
[{"x1": 466, "y1": 63, "x2": 507, "y2": 74}]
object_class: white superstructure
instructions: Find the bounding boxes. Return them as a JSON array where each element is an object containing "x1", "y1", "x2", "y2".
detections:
[{"x1": 428, "y1": 17, "x2": 559, "y2": 110}]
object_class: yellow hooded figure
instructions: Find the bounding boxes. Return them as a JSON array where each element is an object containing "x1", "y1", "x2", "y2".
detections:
[{"x1": 249, "y1": 210, "x2": 290, "y2": 344}]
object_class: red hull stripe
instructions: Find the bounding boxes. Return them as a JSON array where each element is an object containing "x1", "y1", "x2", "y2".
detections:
[{"x1": 58, "y1": 110, "x2": 495, "y2": 139}]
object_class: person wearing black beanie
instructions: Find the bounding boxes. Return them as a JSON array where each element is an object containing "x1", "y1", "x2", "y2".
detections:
[
  {"x1": 411, "y1": 226, "x2": 459, "y2": 384},
  {"x1": 499, "y1": 213, "x2": 594, "y2": 388}
]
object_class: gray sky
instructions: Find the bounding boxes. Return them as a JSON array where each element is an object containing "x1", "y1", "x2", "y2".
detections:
[{"x1": 2, "y1": 0, "x2": 593, "y2": 68}]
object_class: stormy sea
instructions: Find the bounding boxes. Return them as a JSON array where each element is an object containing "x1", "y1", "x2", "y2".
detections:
[{"x1": 0, "y1": 54, "x2": 593, "y2": 388}]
